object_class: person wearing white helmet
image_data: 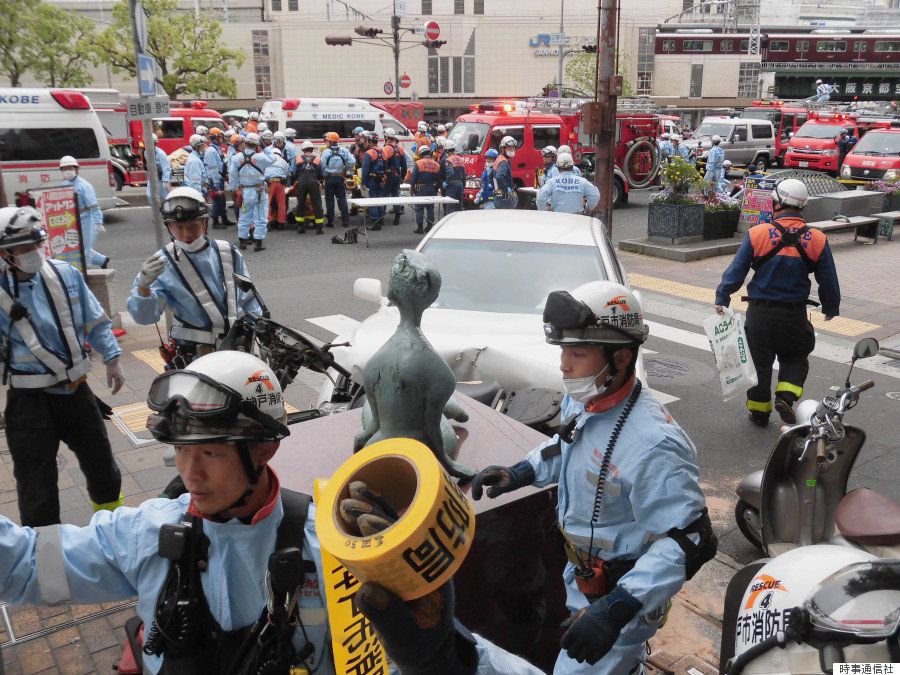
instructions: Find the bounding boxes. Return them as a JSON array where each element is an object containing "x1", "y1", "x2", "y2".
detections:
[
  {"x1": 431, "y1": 134, "x2": 447, "y2": 165},
  {"x1": 127, "y1": 186, "x2": 260, "y2": 365},
  {"x1": 493, "y1": 136, "x2": 519, "y2": 208},
  {"x1": 436, "y1": 123, "x2": 447, "y2": 137},
  {"x1": 283, "y1": 127, "x2": 297, "y2": 141},
  {"x1": 716, "y1": 177, "x2": 841, "y2": 426},
  {"x1": 195, "y1": 125, "x2": 209, "y2": 138},
  {"x1": 291, "y1": 140, "x2": 325, "y2": 234},
  {"x1": 361, "y1": 131, "x2": 388, "y2": 229},
  {"x1": 442, "y1": 139, "x2": 465, "y2": 213},
  {"x1": 555, "y1": 145, "x2": 583, "y2": 177},
  {"x1": 227, "y1": 131, "x2": 274, "y2": 251},
  {"x1": 415, "y1": 120, "x2": 430, "y2": 150},
  {"x1": 0, "y1": 205, "x2": 125, "y2": 527},
  {"x1": 808, "y1": 78, "x2": 834, "y2": 102},
  {"x1": 263, "y1": 146, "x2": 290, "y2": 231},
  {"x1": 272, "y1": 130, "x2": 295, "y2": 166},
  {"x1": 145, "y1": 133, "x2": 172, "y2": 205},
  {"x1": 668, "y1": 134, "x2": 692, "y2": 165},
  {"x1": 0, "y1": 350, "x2": 542, "y2": 674},
  {"x1": 59, "y1": 155, "x2": 110, "y2": 268},
  {"x1": 703, "y1": 134, "x2": 725, "y2": 187},
  {"x1": 382, "y1": 128, "x2": 408, "y2": 224},
  {"x1": 409, "y1": 144, "x2": 442, "y2": 233},
  {"x1": 536, "y1": 152, "x2": 601, "y2": 214},
  {"x1": 204, "y1": 129, "x2": 233, "y2": 229},
  {"x1": 245, "y1": 111, "x2": 260, "y2": 134},
  {"x1": 183, "y1": 134, "x2": 210, "y2": 195},
  {"x1": 257, "y1": 122, "x2": 269, "y2": 134},
  {"x1": 539, "y1": 145, "x2": 558, "y2": 186},
  {"x1": 473, "y1": 280, "x2": 713, "y2": 674}
]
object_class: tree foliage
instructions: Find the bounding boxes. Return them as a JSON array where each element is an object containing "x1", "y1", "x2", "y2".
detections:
[
  {"x1": 0, "y1": 0, "x2": 40, "y2": 86},
  {"x1": 91, "y1": 0, "x2": 246, "y2": 99},
  {"x1": 563, "y1": 51, "x2": 634, "y2": 99}
]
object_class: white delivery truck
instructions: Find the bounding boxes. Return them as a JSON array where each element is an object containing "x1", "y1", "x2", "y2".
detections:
[{"x1": 0, "y1": 88, "x2": 117, "y2": 209}]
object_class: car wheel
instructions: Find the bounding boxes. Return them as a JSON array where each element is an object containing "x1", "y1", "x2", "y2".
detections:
[
  {"x1": 113, "y1": 170, "x2": 124, "y2": 192},
  {"x1": 735, "y1": 500, "x2": 764, "y2": 552},
  {"x1": 754, "y1": 156, "x2": 769, "y2": 173},
  {"x1": 612, "y1": 178, "x2": 624, "y2": 208}
]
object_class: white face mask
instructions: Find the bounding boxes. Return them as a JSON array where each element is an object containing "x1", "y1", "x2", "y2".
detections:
[
  {"x1": 174, "y1": 235, "x2": 208, "y2": 253},
  {"x1": 14, "y1": 248, "x2": 44, "y2": 274},
  {"x1": 563, "y1": 364, "x2": 611, "y2": 404},
  {"x1": 505, "y1": 149, "x2": 516, "y2": 157},
  {"x1": 61, "y1": 170, "x2": 77, "y2": 181}
]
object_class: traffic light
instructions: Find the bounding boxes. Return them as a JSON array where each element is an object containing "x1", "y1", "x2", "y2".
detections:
[
  {"x1": 325, "y1": 36, "x2": 353, "y2": 46},
  {"x1": 355, "y1": 25, "x2": 384, "y2": 38},
  {"x1": 582, "y1": 44, "x2": 598, "y2": 53},
  {"x1": 422, "y1": 39, "x2": 447, "y2": 48}
]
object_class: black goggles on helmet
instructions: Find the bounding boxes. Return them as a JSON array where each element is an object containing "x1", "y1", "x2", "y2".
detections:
[
  {"x1": 146, "y1": 370, "x2": 288, "y2": 441},
  {"x1": 160, "y1": 197, "x2": 209, "y2": 223},
  {"x1": 542, "y1": 290, "x2": 642, "y2": 344}
]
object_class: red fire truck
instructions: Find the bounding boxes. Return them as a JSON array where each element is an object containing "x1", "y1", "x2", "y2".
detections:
[
  {"x1": 740, "y1": 100, "x2": 811, "y2": 166},
  {"x1": 445, "y1": 98, "x2": 660, "y2": 208}
]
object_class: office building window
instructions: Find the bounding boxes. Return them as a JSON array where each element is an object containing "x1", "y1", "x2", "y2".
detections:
[
  {"x1": 287, "y1": 0, "x2": 298, "y2": 10},
  {"x1": 428, "y1": 56, "x2": 439, "y2": 93},
  {"x1": 421, "y1": 0, "x2": 432, "y2": 14},
  {"x1": 452, "y1": 56, "x2": 462, "y2": 93},
  {"x1": 637, "y1": 72, "x2": 652, "y2": 95},
  {"x1": 271, "y1": 0, "x2": 281, "y2": 10},
  {"x1": 738, "y1": 62, "x2": 760, "y2": 98},
  {"x1": 474, "y1": 0, "x2": 483, "y2": 13},
  {"x1": 464, "y1": 57, "x2": 475, "y2": 92},
  {"x1": 455, "y1": 0, "x2": 464, "y2": 13},
  {"x1": 252, "y1": 30, "x2": 272, "y2": 98},
  {"x1": 440, "y1": 56, "x2": 449, "y2": 93}
]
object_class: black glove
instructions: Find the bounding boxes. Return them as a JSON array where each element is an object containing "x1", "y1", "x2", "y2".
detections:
[
  {"x1": 356, "y1": 581, "x2": 477, "y2": 675},
  {"x1": 560, "y1": 586, "x2": 642, "y2": 665},
  {"x1": 470, "y1": 460, "x2": 535, "y2": 501}
]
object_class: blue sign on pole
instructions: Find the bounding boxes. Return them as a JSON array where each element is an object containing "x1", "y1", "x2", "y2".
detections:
[{"x1": 137, "y1": 53, "x2": 156, "y2": 96}]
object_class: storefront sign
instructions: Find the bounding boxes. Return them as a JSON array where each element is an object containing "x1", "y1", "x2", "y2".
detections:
[{"x1": 528, "y1": 33, "x2": 596, "y2": 56}]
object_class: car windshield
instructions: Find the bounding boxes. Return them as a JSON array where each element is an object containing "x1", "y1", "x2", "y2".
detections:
[
  {"x1": 796, "y1": 123, "x2": 843, "y2": 140},
  {"x1": 693, "y1": 121, "x2": 735, "y2": 138},
  {"x1": 851, "y1": 132, "x2": 900, "y2": 156},
  {"x1": 420, "y1": 239, "x2": 607, "y2": 313},
  {"x1": 447, "y1": 122, "x2": 490, "y2": 155}
]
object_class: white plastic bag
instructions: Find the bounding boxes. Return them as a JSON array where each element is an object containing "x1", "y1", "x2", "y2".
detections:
[{"x1": 703, "y1": 308, "x2": 757, "y2": 401}]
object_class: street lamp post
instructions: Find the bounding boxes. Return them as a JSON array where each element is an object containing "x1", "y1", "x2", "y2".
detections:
[{"x1": 557, "y1": 0, "x2": 565, "y2": 95}]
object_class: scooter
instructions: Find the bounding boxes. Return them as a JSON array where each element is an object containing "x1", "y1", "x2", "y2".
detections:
[{"x1": 734, "y1": 337, "x2": 900, "y2": 558}]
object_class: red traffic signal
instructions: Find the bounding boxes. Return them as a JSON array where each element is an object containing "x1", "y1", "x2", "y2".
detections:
[
  {"x1": 325, "y1": 36, "x2": 353, "y2": 46},
  {"x1": 422, "y1": 39, "x2": 447, "y2": 48},
  {"x1": 582, "y1": 44, "x2": 598, "y2": 53},
  {"x1": 355, "y1": 25, "x2": 384, "y2": 38}
]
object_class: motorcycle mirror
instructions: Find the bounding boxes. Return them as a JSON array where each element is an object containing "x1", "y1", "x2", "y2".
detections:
[
  {"x1": 845, "y1": 337, "x2": 879, "y2": 387},
  {"x1": 354, "y1": 278, "x2": 384, "y2": 305},
  {"x1": 233, "y1": 272, "x2": 270, "y2": 319}
]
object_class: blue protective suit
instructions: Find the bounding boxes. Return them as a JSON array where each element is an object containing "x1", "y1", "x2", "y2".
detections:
[
  {"x1": 536, "y1": 171, "x2": 600, "y2": 214},
  {"x1": 275, "y1": 142, "x2": 296, "y2": 168},
  {"x1": 320, "y1": 146, "x2": 356, "y2": 177},
  {"x1": 183, "y1": 148, "x2": 209, "y2": 194},
  {"x1": 64, "y1": 175, "x2": 107, "y2": 268},
  {"x1": 543, "y1": 163, "x2": 583, "y2": 186},
  {"x1": 671, "y1": 144, "x2": 692, "y2": 164},
  {"x1": 264, "y1": 153, "x2": 290, "y2": 180},
  {"x1": 126, "y1": 238, "x2": 260, "y2": 344},
  {"x1": 0, "y1": 473, "x2": 541, "y2": 674},
  {"x1": 704, "y1": 144, "x2": 725, "y2": 184},
  {"x1": 0, "y1": 259, "x2": 121, "y2": 390},
  {"x1": 477, "y1": 164, "x2": 496, "y2": 208},
  {"x1": 230, "y1": 149, "x2": 273, "y2": 241},
  {"x1": 808, "y1": 82, "x2": 834, "y2": 102},
  {"x1": 658, "y1": 141, "x2": 673, "y2": 163},
  {"x1": 524, "y1": 382, "x2": 707, "y2": 674},
  {"x1": 204, "y1": 145, "x2": 225, "y2": 190},
  {"x1": 146, "y1": 146, "x2": 172, "y2": 203}
]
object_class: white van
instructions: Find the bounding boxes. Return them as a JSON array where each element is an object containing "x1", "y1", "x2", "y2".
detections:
[
  {"x1": 260, "y1": 98, "x2": 416, "y2": 155},
  {"x1": 0, "y1": 88, "x2": 116, "y2": 209}
]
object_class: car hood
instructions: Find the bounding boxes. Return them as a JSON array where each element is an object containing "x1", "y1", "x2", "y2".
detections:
[
  {"x1": 845, "y1": 155, "x2": 899, "y2": 170},
  {"x1": 331, "y1": 306, "x2": 565, "y2": 392},
  {"x1": 788, "y1": 138, "x2": 833, "y2": 150}
]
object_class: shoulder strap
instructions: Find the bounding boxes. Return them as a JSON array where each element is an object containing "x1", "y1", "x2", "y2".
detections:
[
  {"x1": 276, "y1": 489, "x2": 313, "y2": 553},
  {"x1": 751, "y1": 220, "x2": 818, "y2": 273}
]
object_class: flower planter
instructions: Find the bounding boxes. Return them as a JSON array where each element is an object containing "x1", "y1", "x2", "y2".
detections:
[
  {"x1": 884, "y1": 191, "x2": 900, "y2": 211},
  {"x1": 702, "y1": 209, "x2": 740, "y2": 240},
  {"x1": 647, "y1": 203, "x2": 704, "y2": 244}
]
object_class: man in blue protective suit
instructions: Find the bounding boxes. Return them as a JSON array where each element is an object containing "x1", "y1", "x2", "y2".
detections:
[
  {"x1": 59, "y1": 156, "x2": 109, "y2": 269},
  {"x1": 493, "y1": 136, "x2": 518, "y2": 209},
  {"x1": 145, "y1": 134, "x2": 172, "y2": 206},
  {"x1": 669, "y1": 135, "x2": 693, "y2": 165},
  {"x1": 127, "y1": 187, "x2": 261, "y2": 368},
  {"x1": 807, "y1": 79, "x2": 834, "y2": 103},
  {"x1": 204, "y1": 128, "x2": 231, "y2": 230},
  {"x1": 704, "y1": 135, "x2": 726, "y2": 187},
  {"x1": 472, "y1": 280, "x2": 716, "y2": 674},
  {"x1": 476, "y1": 149, "x2": 499, "y2": 209},
  {"x1": 0, "y1": 350, "x2": 541, "y2": 675},
  {"x1": 320, "y1": 131, "x2": 356, "y2": 228},
  {"x1": 228, "y1": 132, "x2": 272, "y2": 251},
  {"x1": 183, "y1": 134, "x2": 210, "y2": 196},
  {"x1": 273, "y1": 131, "x2": 296, "y2": 169},
  {"x1": 657, "y1": 133, "x2": 673, "y2": 164},
  {"x1": 536, "y1": 153, "x2": 600, "y2": 214},
  {"x1": 0, "y1": 206, "x2": 124, "y2": 527}
]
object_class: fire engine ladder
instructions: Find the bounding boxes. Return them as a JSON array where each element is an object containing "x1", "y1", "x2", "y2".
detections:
[
  {"x1": 617, "y1": 97, "x2": 661, "y2": 114},
  {"x1": 523, "y1": 97, "x2": 589, "y2": 114}
]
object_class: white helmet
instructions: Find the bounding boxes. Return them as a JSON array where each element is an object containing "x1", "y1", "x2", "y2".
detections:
[
  {"x1": 195, "y1": 125, "x2": 209, "y2": 136},
  {"x1": 0, "y1": 206, "x2": 47, "y2": 251},
  {"x1": 59, "y1": 155, "x2": 79, "y2": 169},
  {"x1": 556, "y1": 152, "x2": 574, "y2": 169},
  {"x1": 284, "y1": 128, "x2": 297, "y2": 138},
  {"x1": 189, "y1": 134, "x2": 206, "y2": 149},
  {"x1": 543, "y1": 281, "x2": 649, "y2": 346},
  {"x1": 437, "y1": 124, "x2": 446, "y2": 132},
  {"x1": 152, "y1": 133, "x2": 159, "y2": 142},
  {"x1": 499, "y1": 135, "x2": 517, "y2": 149},
  {"x1": 542, "y1": 145, "x2": 557, "y2": 156},
  {"x1": 273, "y1": 131, "x2": 286, "y2": 141},
  {"x1": 160, "y1": 186, "x2": 209, "y2": 222},
  {"x1": 261, "y1": 130, "x2": 274, "y2": 141},
  {"x1": 300, "y1": 140, "x2": 315, "y2": 151},
  {"x1": 417, "y1": 144, "x2": 432, "y2": 156},
  {"x1": 249, "y1": 111, "x2": 259, "y2": 120},
  {"x1": 245, "y1": 132, "x2": 261, "y2": 146},
  {"x1": 723, "y1": 159, "x2": 733, "y2": 168},
  {"x1": 558, "y1": 145, "x2": 572, "y2": 155},
  {"x1": 258, "y1": 122, "x2": 269, "y2": 132},
  {"x1": 271, "y1": 147, "x2": 283, "y2": 157},
  {"x1": 660, "y1": 132, "x2": 671, "y2": 140},
  {"x1": 434, "y1": 136, "x2": 447, "y2": 148},
  {"x1": 711, "y1": 135, "x2": 722, "y2": 144},
  {"x1": 670, "y1": 134, "x2": 681, "y2": 142},
  {"x1": 815, "y1": 79, "x2": 823, "y2": 85},
  {"x1": 417, "y1": 121, "x2": 428, "y2": 131},
  {"x1": 223, "y1": 129, "x2": 234, "y2": 138},
  {"x1": 444, "y1": 140, "x2": 456, "y2": 151},
  {"x1": 383, "y1": 127, "x2": 398, "y2": 140},
  {"x1": 146, "y1": 350, "x2": 289, "y2": 446},
  {"x1": 772, "y1": 178, "x2": 809, "y2": 209}
]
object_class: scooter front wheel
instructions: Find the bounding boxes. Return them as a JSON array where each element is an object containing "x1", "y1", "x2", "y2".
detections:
[{"x1": 735, "y1": 500, "x2": 764, "y2": 552}]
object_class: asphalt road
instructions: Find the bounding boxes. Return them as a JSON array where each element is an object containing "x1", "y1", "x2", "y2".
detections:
[{"x1": 100, "y1": 193, "x2": 900, "y2": 566}]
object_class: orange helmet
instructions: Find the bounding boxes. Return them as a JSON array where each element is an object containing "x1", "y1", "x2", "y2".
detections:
[
  {"x1": 230, "y1": 135, "x2": 242, "y2": 145},
  {"x1": 324, "y1": 132, "x2": 340, "y2": 143},
  {"x1": 208, "y1": 127, "x2": 223, "y2": 137}
]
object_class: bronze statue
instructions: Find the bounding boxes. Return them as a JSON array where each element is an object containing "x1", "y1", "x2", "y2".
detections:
[{"x1": 353, "y1": 250, "x2": 475, "y2": 480}]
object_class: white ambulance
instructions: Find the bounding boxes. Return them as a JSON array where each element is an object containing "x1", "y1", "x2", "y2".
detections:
[
  {"x1": 260, "y1": 98, "x2": 416, "y2": 154},
  {"x1": 0, "y1": 88, "x2": 117, "y2": 209}
]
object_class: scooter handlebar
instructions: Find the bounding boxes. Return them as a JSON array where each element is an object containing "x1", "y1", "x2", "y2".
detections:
[
  {"x1": 815, "y1": 436, "x2": 827, "y2": 466},
  {"x1": 856, "y1": 380, "x2": 875, "y2": 392}
]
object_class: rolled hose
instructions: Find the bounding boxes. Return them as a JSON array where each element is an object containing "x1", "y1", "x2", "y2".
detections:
[{"x1": 623, "y1": 138, "x2": 659, "y2": 189}]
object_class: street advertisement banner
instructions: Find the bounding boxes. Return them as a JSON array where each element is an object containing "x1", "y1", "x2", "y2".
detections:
[
  {"x1": 34, "y1": 186, "x2": 86, "y2": 274},
  {"x1": 738, "y1": 176, "x2": 775, "y2": 230}
]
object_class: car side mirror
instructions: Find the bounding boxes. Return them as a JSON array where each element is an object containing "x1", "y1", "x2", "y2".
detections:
[
  {"x1": 354, "y1": 278, "x2": 384, "y2": 305},
  {"x1": 853, "y1": 337, "x2": 879, "y2": 361}
]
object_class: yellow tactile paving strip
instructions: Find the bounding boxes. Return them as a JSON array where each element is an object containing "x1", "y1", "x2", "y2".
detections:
[
  {"x1": 627, "y1": 273, "x2": 880, "y2": 338},
  {"x1": 133, "y1": 348, "x2": 168, "y2": 374}
]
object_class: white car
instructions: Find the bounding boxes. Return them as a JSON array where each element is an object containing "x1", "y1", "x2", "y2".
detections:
[{"x1": 317, "y1": 209, "x2": 647, "y2": 409}]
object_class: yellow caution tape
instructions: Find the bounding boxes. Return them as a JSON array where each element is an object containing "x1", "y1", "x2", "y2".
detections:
[{"x1": 315, "y1": 437, "x2": 477, "y2": 601}]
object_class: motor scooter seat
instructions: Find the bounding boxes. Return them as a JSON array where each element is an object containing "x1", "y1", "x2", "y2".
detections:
[{"x1": 835, "y1": 488, "x2": 900, "y2": 546}]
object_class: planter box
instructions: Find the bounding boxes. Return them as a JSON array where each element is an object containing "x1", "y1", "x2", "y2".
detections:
[
  {"x1": 702, "y1": 209, "x2": 740, "y2": 240},
  {"x1": 882, "y1": 191, "x2": 900, "y2": 211},
  {"x1": 647, "y1": 202, "x2": 704, "y2": 244}
]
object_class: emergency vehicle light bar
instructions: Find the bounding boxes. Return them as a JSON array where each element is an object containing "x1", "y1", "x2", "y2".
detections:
[
  {"x1": 50, "y1": 90, "x2": 91, "y2": 110},
  {"x1": 190, "y1": 101, "x2": 208, "y2": 109},
  {"x1": 282, "y1": 99, "x2": 300, "y2": 110}
]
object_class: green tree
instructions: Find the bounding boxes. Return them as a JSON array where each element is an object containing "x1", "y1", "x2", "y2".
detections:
[
  {"x1": 563, "y1": 50, "x2": 634, "y2": 99},
  {"x1": 0, "y1": 0, "x2": 40, "y2": 86},
  {"x1": 91, "y1": 0, "x2": 245, "y2": 99},
  {"x1": 30, "y1": 4, "x2": 97, "y2": 87}
]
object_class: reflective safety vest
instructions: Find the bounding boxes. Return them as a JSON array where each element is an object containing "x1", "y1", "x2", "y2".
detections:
[
  {"x1": 0, "y1": 260, "x2": 93, "y2": 389},
  {"x1": 162, "y1": 240, "x2": 237, "y2": 345}
]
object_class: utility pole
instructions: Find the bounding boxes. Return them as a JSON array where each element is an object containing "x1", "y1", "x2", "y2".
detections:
[
  {"x1": 392, "y1": 3, "x2": 401, "y2": 102},
  {"x1": 592, "y1": 0, "x2": 621, "y2": 234},
  {"x1": 557, "y1": 0, "x2": 565, "y2": 95}
]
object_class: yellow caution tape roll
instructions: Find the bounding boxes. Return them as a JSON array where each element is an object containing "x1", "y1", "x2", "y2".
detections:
[{"x1": 315, "y1": 437, "x2": 476, "y2": 601}]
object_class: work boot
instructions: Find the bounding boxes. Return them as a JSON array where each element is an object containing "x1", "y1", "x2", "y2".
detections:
[
  {"x1": 342, "y1": 220, "x2": 350, "y2": 228},
  {"x1": 774, "y1": 397, "x2": 796, "y2": 425},
  {"x1": 212, "y1": 216, "x2": 226, "y2": 229},
  {"x1": 327, "y1": 221, "x2": 335, "y2": 228},
  {"x1": 414, "y1": 224, "x2": 424, "y2": 234},
  {"x1": 239, "y1": 238, "x2": 248, "y2": 251},
  {"x1": 424, "y1": 220, "x2": 434, "y2": 233},
  {"x1": 297, "y1": 219, "x2": 306, "y2": 234},
  {"x1": 254, "y1": 239, "x2": 266, "y2": 252},
  {"x1": 392, "y1": 211, "x2": 401, "y2": 225},
  {"x1": 223, "y1": 217, "x2": 236, "y2": 227},
  {"x1": 748, "y1": 411, "x2": 770, "y2": 427}
]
